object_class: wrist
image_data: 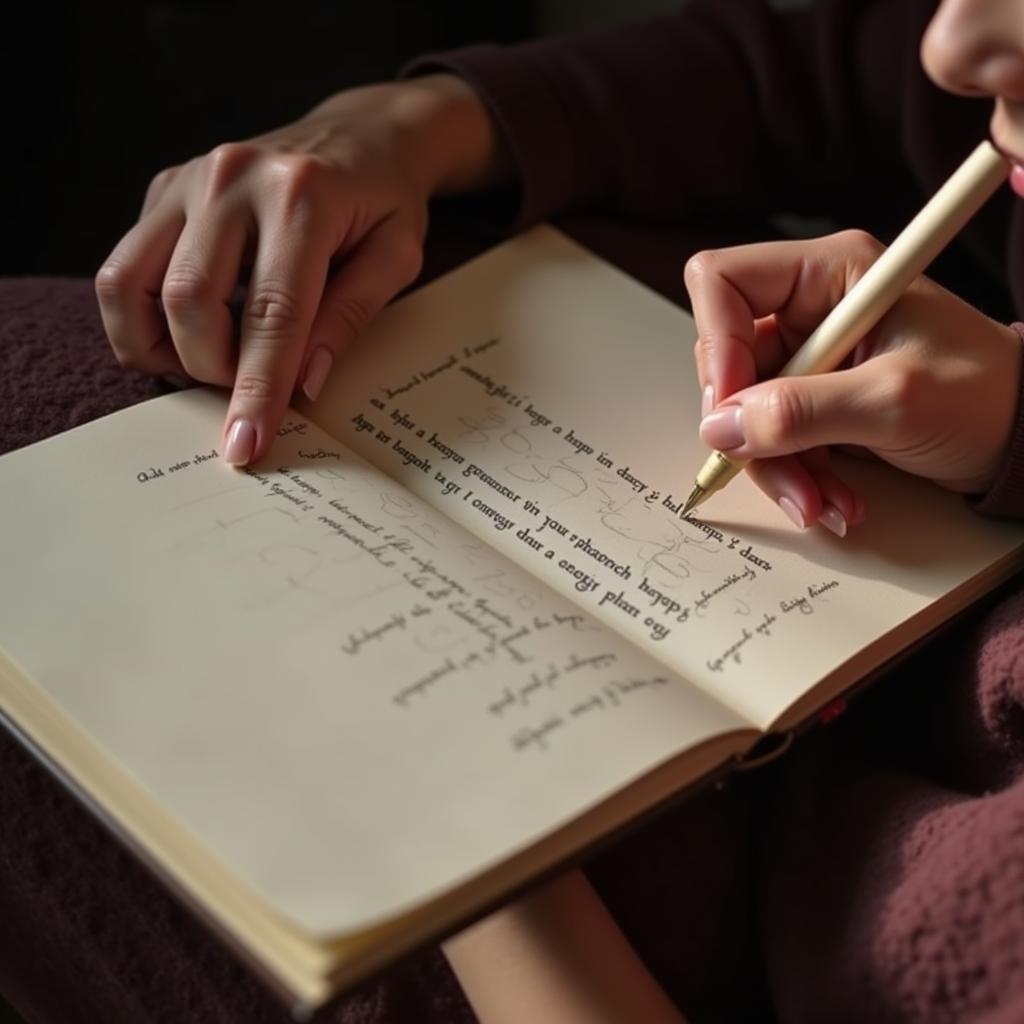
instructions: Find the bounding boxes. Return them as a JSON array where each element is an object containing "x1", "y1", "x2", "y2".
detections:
[
  {"x1": 388, "y1": 73, "x2": 514, "y2": 199},
  {"x1": 298, "y1": 75, "x2": 513, "y2": 205}
]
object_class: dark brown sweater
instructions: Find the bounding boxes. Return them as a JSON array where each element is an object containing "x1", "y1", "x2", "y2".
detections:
[{"x1": 414, "y1": 0, "x2": 1022, "y2": 315}]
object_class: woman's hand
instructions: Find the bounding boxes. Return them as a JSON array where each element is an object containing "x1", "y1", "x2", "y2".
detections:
[
  {"x1": 685, "y1": 230, "x2": 1023, "y2": 534},
  {"x1": 96, "y1": 74, "x2": 510, "y2": 465}
]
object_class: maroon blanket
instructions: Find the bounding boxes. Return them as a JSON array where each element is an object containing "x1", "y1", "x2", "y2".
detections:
[{"x1": 2, "y1": 218, "x2": 1024, "y2": 1022}]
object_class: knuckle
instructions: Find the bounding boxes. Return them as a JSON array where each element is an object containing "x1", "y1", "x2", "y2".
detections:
[
  {"x1": 244, "y1": 284, "x2": 302, "y2": 336},
  {"x1": 332, "y1": 293, "x2": 373, "y2": 338},
  {"x1": 232, "y1": 372, "x2": 276, "y2": 402},
  {"x1": 762, "y1": 382, "x2": 812, "y2": 449},
  {"x1": 683, "y1": 249, "x2": 717, "y2": 288},
  {"x1": 162, "y1": 260, "x2": 215, "y2": 314},
  {"x1": 885, "y1": 364, "x2": 931, "y2": 432},
  {"x1": 205, "y1": 142, "x2": 258, "y2": 193},
  {"x1": 837, "y1": 228, "x2": 883, "y2": 262},
  {"x1": 148, "y1": 165, "x2": 178, "y2": 194},
  {"x1": 693, "y1": 334, "x2": 717, "y2": 365},
  {"x1": 267, "y1": 153, "x2": 329, "y2": 212},
  {"x1": 94, "y1": 257, "x2": 134, "y2": 303}
]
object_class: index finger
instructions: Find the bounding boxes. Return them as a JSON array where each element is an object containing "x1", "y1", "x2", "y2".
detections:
[
  {"x1": 222, "y1": 204, "x2": 334, "y2": 466},
  {"x1": 684, "y1": 231, "x2": 881, "y2": 407}
]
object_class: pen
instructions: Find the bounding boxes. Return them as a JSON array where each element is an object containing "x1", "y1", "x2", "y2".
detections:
[{"x1": 682, "y1": 140, "x2": 1011, "y2": 517}]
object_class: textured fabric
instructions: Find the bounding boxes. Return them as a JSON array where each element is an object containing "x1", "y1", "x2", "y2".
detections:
[{"x1": 761, "y1": 584, "x2": 1024, "y2": 1023}]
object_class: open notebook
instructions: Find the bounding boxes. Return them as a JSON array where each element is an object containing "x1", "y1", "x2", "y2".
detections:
[{"x1": 2, "y1": 226, "x2": 1023, "y2": 1012}]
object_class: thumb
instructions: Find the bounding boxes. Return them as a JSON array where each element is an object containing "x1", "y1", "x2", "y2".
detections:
[{"x1": 698, "y1": 361, "x2": 894, "y2": 459}]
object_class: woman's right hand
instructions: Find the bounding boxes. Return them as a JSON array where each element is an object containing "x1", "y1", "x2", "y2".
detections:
[
  {"x1": 96, "y1": 74, "x2": 510, "y2": 466},
  {"x1": 685, "y1": 230, "x2": 1024, "y2": 535}
]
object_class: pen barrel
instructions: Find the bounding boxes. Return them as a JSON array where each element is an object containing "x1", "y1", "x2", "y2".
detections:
[
  {"x1": 780, "y1": 141, "x2": 1010, "y2": 379},
  {"x1": 695, "y1": 450, "x2": 747, "y2": 493}
]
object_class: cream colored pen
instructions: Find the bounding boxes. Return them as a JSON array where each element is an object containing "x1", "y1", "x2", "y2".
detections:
[{"x1": 682, "y1": 140, "x2": 1010, "y2": 517}]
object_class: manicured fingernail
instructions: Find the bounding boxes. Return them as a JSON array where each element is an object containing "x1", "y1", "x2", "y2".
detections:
[
  {"x1": 819, "y1": 504, "x2": 848, "y2": 538},
  {"x1": 699, "y1": 405, "x2": 744, "y2": 450},
  {"x1": 224, "y1": 418, "x2": 256, "y2": 466},
  {"x1": 701, "y1": 384, "x2": 715, "y2": 418},
  {"x1": 778, "y1": 496, "x2": 806, "y2": 529},
  {"x1": 302, "y1": 347, "x2": 333, "y2": 402}
]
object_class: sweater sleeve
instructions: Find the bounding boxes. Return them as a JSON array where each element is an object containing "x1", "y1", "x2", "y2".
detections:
[
  {"x1": 972, "y1": 324, "x2": 1024, "y2": 521},
  {"x1": 403, "y1": 0, "x2": 934, "y2": 229}
]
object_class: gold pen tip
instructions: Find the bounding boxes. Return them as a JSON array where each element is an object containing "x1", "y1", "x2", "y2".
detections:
[{"x1": 681, "y1": 484, "x2": 706, "y2": 517}]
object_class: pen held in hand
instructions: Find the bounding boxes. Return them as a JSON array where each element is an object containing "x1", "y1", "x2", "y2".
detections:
[{"x1": 682, "y1": 140, "x2": 1011, "y2": 518}]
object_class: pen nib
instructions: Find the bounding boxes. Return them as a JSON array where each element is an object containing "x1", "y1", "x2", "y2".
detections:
[{"x1": 681, "y1": 484, "x2": 706, "y2": 518}]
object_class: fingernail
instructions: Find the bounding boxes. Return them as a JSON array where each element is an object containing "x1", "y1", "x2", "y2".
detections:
[
  {"x1": 699, "y1": 405, "x2": 744, "y2": 450},
  {"x1": 224, "y1": 418, "x2": 257, "y2": 466},
  {"x1": 701, "y1": 384, "x2": 715, "y2": 418},
  {"x1": 819, "y1": 504, "x2": 848, "y2": 538},
  {"x1": 778, "y1": 496, "x2": 806, "y2": 529},
  {"x1": 302, "y1": 347, "x2": 333, "y2": 402}
]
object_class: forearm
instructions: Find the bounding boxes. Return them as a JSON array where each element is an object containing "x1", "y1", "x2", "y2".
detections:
[{"x1": 443, "y1": 870, "x2": 687, "y2": 1024}]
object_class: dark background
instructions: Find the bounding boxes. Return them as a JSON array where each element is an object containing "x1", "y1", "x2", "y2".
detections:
[{"x1": 2, "y1": 1, "x2": 539, "y2": 278}]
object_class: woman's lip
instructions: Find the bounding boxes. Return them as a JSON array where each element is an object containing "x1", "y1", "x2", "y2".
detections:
[
  {"x1": 991, "y1": 140, "x2": 1024, "y2": 196},
  {"x1": 992, "y1": 138, "x2": 1024, "y2": 164},
  {"x1": 1011, "y1": 163, "x2": 1024, "y2": 198}
]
